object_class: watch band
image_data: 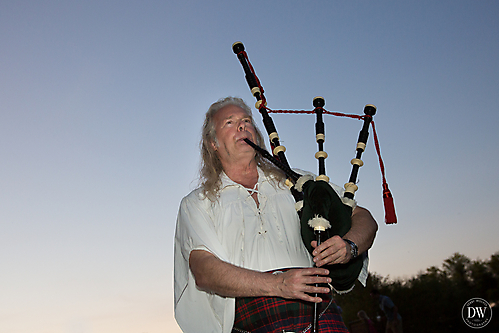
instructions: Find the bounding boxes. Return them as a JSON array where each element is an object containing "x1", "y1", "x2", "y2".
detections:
[{"x1": 343, "y1": 239, "x2": 358, "y2": 259}]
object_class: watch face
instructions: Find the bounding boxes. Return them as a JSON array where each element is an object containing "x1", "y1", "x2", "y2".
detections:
[{"x1": 345, "y1": 239, "x2": 358, "y2": 258}]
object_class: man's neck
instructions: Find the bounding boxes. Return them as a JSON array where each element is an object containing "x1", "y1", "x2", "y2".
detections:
[{"x1": 222, "y1": 160, "x2": 259, "y2": 189}]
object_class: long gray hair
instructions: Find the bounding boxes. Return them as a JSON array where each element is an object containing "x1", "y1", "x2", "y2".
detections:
[{"x1": 199, "y1": 97, "x2": 285, "y2": 200}]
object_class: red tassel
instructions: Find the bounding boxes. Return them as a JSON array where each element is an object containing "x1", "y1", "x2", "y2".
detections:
[{"x1": 382, "y1": 183, "x2": 397, "y2": 224}]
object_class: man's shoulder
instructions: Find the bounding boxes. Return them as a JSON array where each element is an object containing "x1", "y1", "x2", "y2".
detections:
[
  {"x1": 380, "y1": 295, "x2": 394, "y2": 306},
  {"x1": 181, "y1": 187, "x2": 209, "y2": 205}
]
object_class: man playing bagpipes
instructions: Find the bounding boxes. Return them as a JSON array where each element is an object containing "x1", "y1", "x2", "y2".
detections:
[{"x1": 174, "y1": 97, "x2": 378, "y2": 333}]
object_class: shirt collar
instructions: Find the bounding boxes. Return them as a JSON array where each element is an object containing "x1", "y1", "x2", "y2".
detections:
[{"x1": 219, "y1": 167, "x2": 266, "y2": 190}]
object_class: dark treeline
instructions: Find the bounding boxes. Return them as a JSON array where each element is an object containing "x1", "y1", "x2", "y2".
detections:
[{"x1": 336, "y1": 252, "x2": 499, "y2": 333}]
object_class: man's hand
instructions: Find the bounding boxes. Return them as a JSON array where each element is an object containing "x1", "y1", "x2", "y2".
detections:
[
  {"x1": 275, "y1": 268, "x2": 332, "y2": 303},
  {"x1": 310, "y1": 206, "x2": 378, "y2": 267},
  {"x1": 311, "y1": 235, "x2": 351, "y2": 267}
]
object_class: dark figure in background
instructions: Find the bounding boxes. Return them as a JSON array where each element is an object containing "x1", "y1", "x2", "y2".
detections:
[
  {"x1": 370, "y1": 289, "x2": 403, "y2": 333},
  {"x1": 357, "y1": 310, "x2": 378, "y2": 333}
]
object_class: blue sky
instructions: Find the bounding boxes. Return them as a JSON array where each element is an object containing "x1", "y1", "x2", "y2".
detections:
[{"x1": 1, "y1": 1, "x2": 498, "y2": 332}]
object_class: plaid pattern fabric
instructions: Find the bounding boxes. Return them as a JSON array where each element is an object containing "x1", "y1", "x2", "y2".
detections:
[{"x1": 232, "y1": 269, "x2": 349, "y2": 333}]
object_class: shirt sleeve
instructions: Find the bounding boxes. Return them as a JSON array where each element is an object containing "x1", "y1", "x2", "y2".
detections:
[
  {"x1": 174, "y1": 192, "x2": 235, "y2": 333},
  {"x1": 176, "y1": 192, "x2": 229, "y2": 263}
]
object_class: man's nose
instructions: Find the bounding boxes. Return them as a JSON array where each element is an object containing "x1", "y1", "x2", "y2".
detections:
[{"x1": 238, "y1": 121, "x2": 245, "y2": 131}]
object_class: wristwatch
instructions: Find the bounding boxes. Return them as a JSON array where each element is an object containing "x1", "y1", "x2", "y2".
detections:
[{"x1": 343, "y1": 239, "x2": 358, "y2": 259}]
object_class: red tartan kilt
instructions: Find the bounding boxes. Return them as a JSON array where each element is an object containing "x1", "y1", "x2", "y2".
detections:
[{"x1": 232, "y1": 269, "x2": 349, "y2": 333}]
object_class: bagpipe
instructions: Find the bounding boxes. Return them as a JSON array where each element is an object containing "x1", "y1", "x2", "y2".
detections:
[{"x1": 232, "y1": 41, "x2": 397, "y2": 331}]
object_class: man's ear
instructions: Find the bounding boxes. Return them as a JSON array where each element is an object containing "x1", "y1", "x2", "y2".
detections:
[{"x1": 211, "y1": 140, "x2": 218, "y2": 151}]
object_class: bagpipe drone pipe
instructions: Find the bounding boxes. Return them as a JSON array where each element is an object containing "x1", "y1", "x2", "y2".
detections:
[{"x1": 231, "y1": 41, "x2": 397, "y2": 295}]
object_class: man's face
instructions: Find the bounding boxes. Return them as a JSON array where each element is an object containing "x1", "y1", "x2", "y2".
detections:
[{"x1": 212, "y1": 105, "x2": 257, "y2": 166}]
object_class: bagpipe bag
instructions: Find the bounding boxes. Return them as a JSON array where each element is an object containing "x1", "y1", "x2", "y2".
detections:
[{"x1": 299, "y1": 179, "x2": 364, "y2": 293}]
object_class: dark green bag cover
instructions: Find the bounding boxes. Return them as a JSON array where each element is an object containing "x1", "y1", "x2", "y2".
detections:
[{"x1": 299, "y1": 179, "x2": 364, "y2": 293}]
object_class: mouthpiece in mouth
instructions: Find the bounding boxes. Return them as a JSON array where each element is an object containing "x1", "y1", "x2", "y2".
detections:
[
  {"x1": 242, "y1": 138, "x2": 301, "y2": 183},
  {"x1": 243, "y1": 138, "x2": 256, "y2": 147}
]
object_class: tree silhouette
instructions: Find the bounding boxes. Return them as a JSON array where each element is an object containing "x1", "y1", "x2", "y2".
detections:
[{"x1": 337, "y1": 252, "x2": 499, "y2": 333}]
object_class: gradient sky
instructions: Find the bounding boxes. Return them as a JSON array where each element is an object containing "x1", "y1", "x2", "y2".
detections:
[{"x1": 1, "y1": 1, "x2": 498, "y2": 332}]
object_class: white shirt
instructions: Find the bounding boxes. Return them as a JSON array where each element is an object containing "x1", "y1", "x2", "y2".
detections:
[{"x1": 174, "y1": 168, "x2": 364, "y2": 333}]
